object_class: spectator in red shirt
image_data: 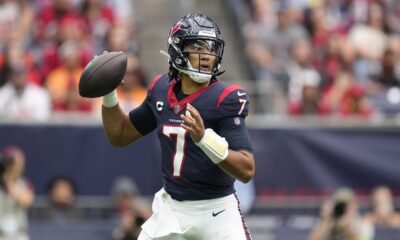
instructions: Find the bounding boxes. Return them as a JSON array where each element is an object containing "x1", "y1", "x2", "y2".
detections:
[{"x1": 319, "y1": 71, "x2": 372, "y2": 117}]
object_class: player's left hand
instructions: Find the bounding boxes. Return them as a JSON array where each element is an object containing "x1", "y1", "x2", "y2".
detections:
[{"x1": 180, "y1": 103, "x2": 205, "y2": 143}]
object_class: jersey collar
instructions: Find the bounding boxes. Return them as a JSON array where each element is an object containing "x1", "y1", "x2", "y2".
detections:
[{"x1": 167, "y1": 79, "x2": 218, "y2": 114}]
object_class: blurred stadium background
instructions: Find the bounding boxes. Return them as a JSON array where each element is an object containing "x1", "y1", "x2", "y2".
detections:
[{"x1": 0, "y1": 0, "x2": 400, "y2": 239}]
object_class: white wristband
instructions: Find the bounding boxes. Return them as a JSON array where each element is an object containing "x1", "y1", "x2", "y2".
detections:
[
  {"x1": 196, "y1": 128, "x2": 229, "y2": 164},
  {"x1": 102, "y1": 90, "x2": 118, "y2": 108}
]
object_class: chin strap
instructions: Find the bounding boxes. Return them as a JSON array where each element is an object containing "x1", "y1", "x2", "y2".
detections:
[{"x1": 215, "y1": 70, "x2": 225, "y2": 76}]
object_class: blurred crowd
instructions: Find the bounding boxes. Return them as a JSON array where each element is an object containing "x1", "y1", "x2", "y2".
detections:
[
  {"x1": 2, "y1": 0, "x2": 400, "y2": 121},
  {"x1": 0, "y1": 0, "x2": 148, "y2": 121},
  {"x1": 0, "y1": 145, "x2": 151, "y2": 240},
  {"x1": 239, "y1": 0, "x2": 400, "y2": 117},
  {"x1": 309, "y1": 187, "x2": 400, "y2": 240},
  {"x1": 2, "y1": 145, "x2": 399, "y2": 240}
]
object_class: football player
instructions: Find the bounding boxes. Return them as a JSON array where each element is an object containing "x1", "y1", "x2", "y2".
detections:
[{"x1": 102, "y1": 13, "x2": 254, "y2": 240}]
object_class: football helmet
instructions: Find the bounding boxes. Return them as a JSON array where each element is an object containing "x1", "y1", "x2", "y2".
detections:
[{"x1": 166, "y1": 13, "x2": 225, "y2": 83}]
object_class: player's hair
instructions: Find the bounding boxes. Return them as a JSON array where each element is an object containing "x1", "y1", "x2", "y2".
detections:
[{"x1": 168, "y1": 64, "x2": 179, "y2": 81}]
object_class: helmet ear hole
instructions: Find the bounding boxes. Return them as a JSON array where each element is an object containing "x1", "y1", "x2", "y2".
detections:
[
  {"x1": 175, "y1": 56, "x2": 187, "y2": 67},
  {"x1": 173, "y1": 37, "x2": 180, "y2": 44},
  {"x1": 175, "y1": 57, "x2": 183, "y2": 65}
]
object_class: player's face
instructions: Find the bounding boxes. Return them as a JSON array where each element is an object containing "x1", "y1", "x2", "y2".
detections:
[{"x1": 183, "y1": 40, "x2": 217, "y2": 73}]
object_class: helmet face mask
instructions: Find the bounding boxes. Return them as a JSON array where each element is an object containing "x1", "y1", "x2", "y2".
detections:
[{"x1": 167, "y1": 14, "x2": 225, "y2": 83}]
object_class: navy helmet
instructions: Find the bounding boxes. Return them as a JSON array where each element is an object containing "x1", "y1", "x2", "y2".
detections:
[{"x1": 166, "y1": 13, "x2": 225, "y2": 83}]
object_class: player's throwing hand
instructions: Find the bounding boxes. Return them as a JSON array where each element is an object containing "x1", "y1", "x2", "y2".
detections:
[{"x1": 180, "y1": 103, "x2": 205, "y2": 143}]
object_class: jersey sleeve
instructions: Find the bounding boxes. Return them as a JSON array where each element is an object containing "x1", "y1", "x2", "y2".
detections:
[
  {"x1": 128, "y1": 75, "x2": 163, "y2": 136},
  {"x1": 129, "y1": 94, "x2": 157, "y2": 136},
  {"x1": 217, "y1": 86, "x2": 250, "y2": 118},
  {"x1": 216, "y1": 85, "x2": 252, "y2": 152},
  {"x1": 218, "y1": 116, "x2": 253, "y2": 152}
]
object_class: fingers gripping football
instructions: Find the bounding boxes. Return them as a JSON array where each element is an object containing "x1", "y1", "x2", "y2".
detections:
[{"x1": 180, "y1": 104, "x2": 205, "y2": 143}]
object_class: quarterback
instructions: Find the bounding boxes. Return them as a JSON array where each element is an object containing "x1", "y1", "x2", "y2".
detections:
[{"x1": 101, "y1": 13, "x2": 255, "y2": 240}]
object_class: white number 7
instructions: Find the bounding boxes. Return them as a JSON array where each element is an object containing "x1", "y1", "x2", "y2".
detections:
[
  {"x1": 238, "y1": 98, "x2": 247, "y2": 115},
  {"x1": 163, "y1": 126, "x2": 187, "y2": 177}
]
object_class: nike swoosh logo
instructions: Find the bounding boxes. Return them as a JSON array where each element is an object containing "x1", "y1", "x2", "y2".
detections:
[
  {"x1": 212, "y1": 209, "x2": 225, "y2": 217},
  {"x1": 237, "y1": 91, "x2": 246, "y2": 96}
]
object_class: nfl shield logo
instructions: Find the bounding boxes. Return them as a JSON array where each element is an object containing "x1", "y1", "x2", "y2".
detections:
[
  {"x1": 174, "y1": 104, "x2": 181, "y2": 114},
  {"x1": 234, "y1": 117, "x2": 241, "y2": 126}
]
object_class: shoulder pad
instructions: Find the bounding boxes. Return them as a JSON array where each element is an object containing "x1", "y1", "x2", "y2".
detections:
[{"x1": 148, "y1": 74, "x2": 168, "y2": 96}]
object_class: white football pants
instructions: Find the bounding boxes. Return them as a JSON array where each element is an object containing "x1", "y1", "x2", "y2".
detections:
[{"x1": 138, "y1": 188, "x2": 252, "y2": 240}]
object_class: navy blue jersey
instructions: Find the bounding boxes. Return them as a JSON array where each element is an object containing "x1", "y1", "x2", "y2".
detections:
[{"x1": 129, "y1": 74, "x2": 253, "y2": 201}]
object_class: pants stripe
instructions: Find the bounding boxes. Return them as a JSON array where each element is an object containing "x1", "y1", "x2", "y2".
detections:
[{"x1": 234, "y1": 193, "x2": 252, "y2": 240}]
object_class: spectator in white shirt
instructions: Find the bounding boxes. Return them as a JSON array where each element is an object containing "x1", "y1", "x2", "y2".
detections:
[{"x1": 0, "y1": 63, "x2": 51, "y2": 122}]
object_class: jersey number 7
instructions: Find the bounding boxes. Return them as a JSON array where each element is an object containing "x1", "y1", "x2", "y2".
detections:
[{"x1": 163, "y1": 126, "x2": 187, "y2": 177}]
